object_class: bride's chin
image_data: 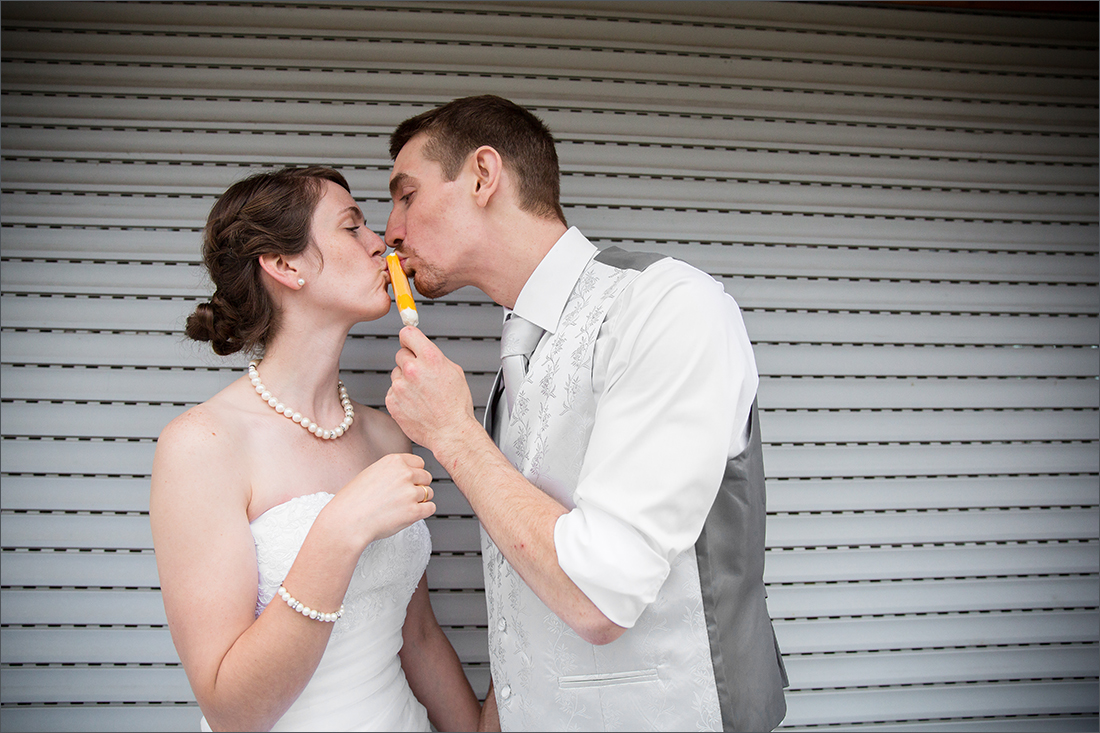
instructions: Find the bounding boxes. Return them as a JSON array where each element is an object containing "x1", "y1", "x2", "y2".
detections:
[{"x1": 361, "y1": 293, "x2": 397, "y2": 323}]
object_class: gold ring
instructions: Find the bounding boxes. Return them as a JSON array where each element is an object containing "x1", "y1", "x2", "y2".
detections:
[{"x1": 419, "y1": 486, "x2": 430, "y2": 503}]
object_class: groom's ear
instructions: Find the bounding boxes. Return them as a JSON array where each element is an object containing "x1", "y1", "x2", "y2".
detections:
[
  {"x1": 258, "y1": 252, "x2": 305, "y2": 291},
  {"x1": 471, "y1": 145, "x2": 504, "y2": 208}
]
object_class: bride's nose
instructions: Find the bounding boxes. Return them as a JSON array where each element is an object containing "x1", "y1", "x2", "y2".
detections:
[{"x1": 367, "y1": 229, "x2": 386, "y2": 257}]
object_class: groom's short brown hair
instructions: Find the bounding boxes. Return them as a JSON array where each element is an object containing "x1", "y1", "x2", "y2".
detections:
[{"x1": 390, "y1": 95, "x2": 567, "y2": 226}]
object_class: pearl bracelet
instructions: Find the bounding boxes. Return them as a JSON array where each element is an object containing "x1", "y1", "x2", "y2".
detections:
[{"x1": 277, "y1": 585, "x2": 344, "y2": 623}]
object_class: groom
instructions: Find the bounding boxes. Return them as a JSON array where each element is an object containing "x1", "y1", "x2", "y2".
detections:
[{"x1": 384, "y1": 95, "x2": 787, "y2": 731}]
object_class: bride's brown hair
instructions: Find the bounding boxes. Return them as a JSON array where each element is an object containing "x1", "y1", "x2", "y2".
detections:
[{"x1": 185, "y1": 166, "x2": 351, "y2": 356}]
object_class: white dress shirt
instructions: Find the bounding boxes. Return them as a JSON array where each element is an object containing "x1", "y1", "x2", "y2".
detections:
[{"x1": 505, "y1": 227, "x2": 759, "y2": 628}]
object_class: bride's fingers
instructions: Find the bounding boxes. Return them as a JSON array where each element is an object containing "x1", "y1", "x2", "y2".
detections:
[{"x1": 400, "y1": 452, "x2": 425, "y2": 469}]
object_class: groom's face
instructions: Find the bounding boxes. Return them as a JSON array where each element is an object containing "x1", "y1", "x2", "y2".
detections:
[{"x1": 386, "y1": 134, "x2": 478, "y2": 299}]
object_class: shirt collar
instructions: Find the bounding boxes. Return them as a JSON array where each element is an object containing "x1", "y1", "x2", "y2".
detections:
[{"x1": 507, "y1": 227, "x2": 596, "y2": 335}]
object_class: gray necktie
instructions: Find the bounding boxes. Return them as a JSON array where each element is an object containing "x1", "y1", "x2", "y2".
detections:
[{"x1": 500, "y1": 314, "x2": 544, "y2": 414}]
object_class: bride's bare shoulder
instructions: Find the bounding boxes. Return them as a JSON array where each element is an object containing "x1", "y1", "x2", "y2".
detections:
[
  {"x1": 158, "y1": 377, "x2": 250, "y2": 448},
  {"x1": 152, "y1": 377, "x2": 256, "y2": 499}
]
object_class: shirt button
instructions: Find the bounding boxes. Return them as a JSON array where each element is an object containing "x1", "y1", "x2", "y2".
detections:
[
  {"x1": 497, "y1": 618, "x2": 507, "y2": 632},
  {"x1": 500, "y1": 685, "x2": 512, "y2": 700}
]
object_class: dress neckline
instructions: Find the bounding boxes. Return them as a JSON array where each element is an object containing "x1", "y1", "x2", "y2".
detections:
[{"x1": 250, "y1": 491, "x2": 334, "y2": 526}]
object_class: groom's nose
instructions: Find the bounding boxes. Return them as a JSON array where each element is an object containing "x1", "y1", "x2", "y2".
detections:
[{"x1": 385, "y1": 210, "x2": 404, "y2": 250}]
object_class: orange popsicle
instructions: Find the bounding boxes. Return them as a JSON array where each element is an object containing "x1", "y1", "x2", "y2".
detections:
[{"x1": 386, "y1": 254, "x2": 419, "y2": 327}]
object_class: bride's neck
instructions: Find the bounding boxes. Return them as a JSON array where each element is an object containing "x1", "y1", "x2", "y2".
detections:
[{"x1": 251, "y1": 326, "x2": 348, "y2": 418}]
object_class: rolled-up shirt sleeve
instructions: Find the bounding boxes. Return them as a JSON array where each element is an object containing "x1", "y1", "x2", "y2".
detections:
[{"x1": 553, "y1": 259, "x2": 759, "y2": 628}]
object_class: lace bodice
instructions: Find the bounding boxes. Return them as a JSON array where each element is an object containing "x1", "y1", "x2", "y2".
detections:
[
  {"x1": 251, "y1": 491, "x2": 431, "y2": 639},
  {"x1": 240, "y1": 491, "x2": 432, "y2": 731}
]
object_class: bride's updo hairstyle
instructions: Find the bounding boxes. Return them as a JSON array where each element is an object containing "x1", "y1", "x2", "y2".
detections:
[{"x1": 185, "y1": 166, "x2": 351, "y2": 356}]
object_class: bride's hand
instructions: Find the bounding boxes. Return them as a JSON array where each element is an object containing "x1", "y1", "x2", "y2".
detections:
[{"x1": 329, "y1": 453, "x2": 435, "y2": 549}]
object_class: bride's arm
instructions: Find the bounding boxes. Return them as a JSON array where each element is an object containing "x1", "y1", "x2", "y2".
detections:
[
  {"x1": 152, "y1": 407, "x2": 342, "y2": 731},
  {"x1": 399, "y1": 574, "x2": 481, "y2": 732},
  {"x1": 151, "y1": 406, "x2": 434, "y2": 731},
  {"x1": 479, "y1": 679, "x2": 500, "y2": 732}
]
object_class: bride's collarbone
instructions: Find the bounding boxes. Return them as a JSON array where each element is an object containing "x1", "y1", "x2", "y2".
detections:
[{"x1": 244, "y1": 425, "x2": 380, "y2": 521}]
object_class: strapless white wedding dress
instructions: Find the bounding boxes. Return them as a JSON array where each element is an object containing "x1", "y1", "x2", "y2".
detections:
[{"x1": 200, "y1": 491, "x2": 432, "y2": 732}]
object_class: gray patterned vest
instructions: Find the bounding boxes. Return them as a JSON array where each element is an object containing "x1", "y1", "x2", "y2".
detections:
[{"x1": 482, "y1": 248, "x2": 787, "y2": 731}]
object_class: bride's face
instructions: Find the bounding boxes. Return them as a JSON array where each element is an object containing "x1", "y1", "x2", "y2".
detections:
[{"x1": 301, "y1": 180, "x2": 392, "y2": 323}]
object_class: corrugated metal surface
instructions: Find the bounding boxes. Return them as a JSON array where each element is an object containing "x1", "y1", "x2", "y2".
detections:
[{"x1": 2, "y1": 1, "x2": 1096, "y2": 730}]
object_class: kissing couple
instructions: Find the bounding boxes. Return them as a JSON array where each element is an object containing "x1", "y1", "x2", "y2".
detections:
[{"x1": 151, "y1": 95, "x2": 787, "y2": 732}]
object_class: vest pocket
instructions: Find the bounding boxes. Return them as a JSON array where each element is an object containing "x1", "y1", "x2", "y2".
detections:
[{"x1": 558, "y1": 669, "x2": 659, "y2": 689}]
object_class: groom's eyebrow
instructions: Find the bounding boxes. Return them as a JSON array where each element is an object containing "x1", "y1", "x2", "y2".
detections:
[{"x1": 389, "y1": 173, "x2": 413, "y2": 199}]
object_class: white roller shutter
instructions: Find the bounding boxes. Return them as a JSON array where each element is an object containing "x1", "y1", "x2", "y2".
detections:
[{"x1": 1, "y1": 2, "x2": 1096, "y2": 730}]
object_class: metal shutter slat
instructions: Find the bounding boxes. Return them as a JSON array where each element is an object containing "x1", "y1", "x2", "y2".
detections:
[
  {"x1": 775, "y1": 610, "x2": 1100, "y2": 653},
  {"x1": 0, "y1": 705, "x2": 202, "y2": 733},
  {"x1": 766, "y1": 475, "x2": 1099, "y2": 511},
  {"x1": 782, "y1": 681, "x2": 1099, "y2": 726},
  {"x1": 5, "y1": 401, "x2": 1098, "y2": 442},
  {"x1": 767, "y1": 576, "x2": 1099, "y2": 618},
  {"x1": 764, "y1": 544, "x2": 1100, "y2": 583},
  {"x1": 1, "y1": 586, "x2": 487, "y2": 626},
  {"x1": 785, "y1": 646, "x2": 1099, "y2": 689}
]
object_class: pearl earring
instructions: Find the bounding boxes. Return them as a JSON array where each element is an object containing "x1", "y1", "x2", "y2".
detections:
[{"x1": 297, "y1": 278, "x2": 305, "y2": 287}]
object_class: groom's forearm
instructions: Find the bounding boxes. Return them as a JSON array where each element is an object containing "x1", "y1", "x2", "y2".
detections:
[
  {"x1": 386, "y1": 329, "x2": 620, "y2": 642},
  {"x1": 434, "y1": 420, "x2": 626, "y2": 646}
]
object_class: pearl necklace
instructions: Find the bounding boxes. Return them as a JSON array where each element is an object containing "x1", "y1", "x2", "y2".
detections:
[{"x1": 248, "y1": 360, "x2": 354, "y2": 440}]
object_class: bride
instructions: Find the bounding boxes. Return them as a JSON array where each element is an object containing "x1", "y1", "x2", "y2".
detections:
[{"x1": 151, "y1": 166, "x2": 481, "y2": 731}]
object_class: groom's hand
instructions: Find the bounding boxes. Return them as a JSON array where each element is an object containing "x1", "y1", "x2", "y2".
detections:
[{"x1": 387, "y1": 326, "x2": 478, "y2": 454}]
